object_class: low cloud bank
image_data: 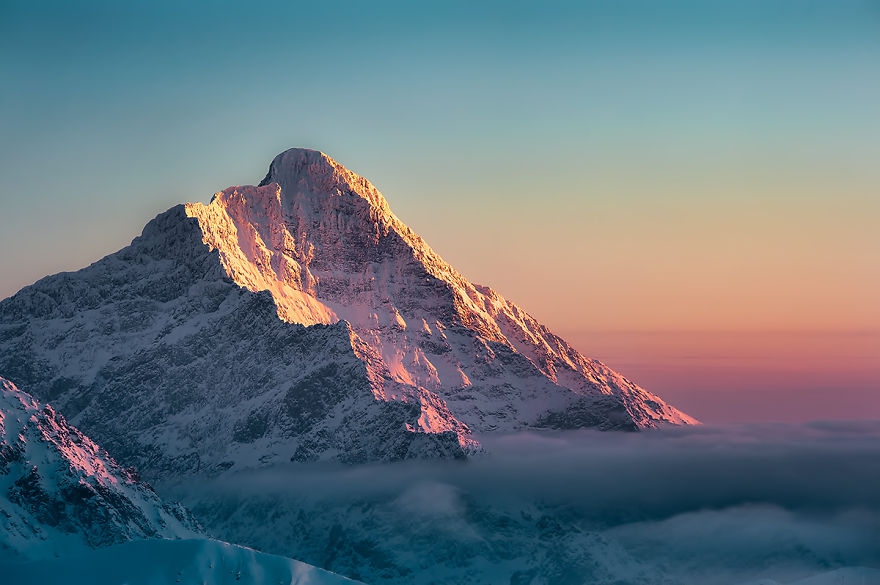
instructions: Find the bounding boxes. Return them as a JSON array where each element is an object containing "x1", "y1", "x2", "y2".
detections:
[
  {"x1": 170, "y1": 421, "x2": 880, "y2": 585},
  {"x1": 192, "y1": 420, "x2": 880, "y2": 519}
]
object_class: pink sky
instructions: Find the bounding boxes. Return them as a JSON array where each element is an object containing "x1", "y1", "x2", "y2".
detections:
[{"x1": 560, "y1": 329, "x2": 880, "y2": 423}]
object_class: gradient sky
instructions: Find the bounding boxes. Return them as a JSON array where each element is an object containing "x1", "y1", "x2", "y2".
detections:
[{"x1": 1, "y1": 1, "x2": 878, "y2": 422}]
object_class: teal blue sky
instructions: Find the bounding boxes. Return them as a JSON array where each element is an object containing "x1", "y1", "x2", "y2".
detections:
[{"x1": 2, "y1": 1, "x2": 878, "y2": 420}]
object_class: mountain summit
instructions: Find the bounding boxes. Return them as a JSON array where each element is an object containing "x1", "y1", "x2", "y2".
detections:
[
  {"x1": 258, "y1": 148, "x2": 392, "y2": 214},
  {"x1": 0, "y1": 148, "x2": 695, "y2": 478}
]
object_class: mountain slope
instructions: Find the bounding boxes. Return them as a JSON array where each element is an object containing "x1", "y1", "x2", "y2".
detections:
[
  {"x1": 187, "y1": 148, "x2": 696, "y2": 430},
  {"x1": 0, "y1": 207, "x2": 469, "y2": 477},
  {"x1": 1, "y1": 538, "x2": 363, "y2": 585},
  {"x1": 0, "y1": 147, "x2": 695, "y2": 477},
  {"x1": 0, "y1": 376, "x2": 200, "y2": 560}
]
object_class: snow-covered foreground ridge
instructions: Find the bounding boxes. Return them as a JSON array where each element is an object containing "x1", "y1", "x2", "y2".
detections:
[
  {"x1": 1, "y1": 538, "x2": 363, "y2": 585},
  {"x1": 0, "y1": 377, "x2": 363, "y2": 584},
  {"x1": 0, "y1": 377, "x2": 200, "y2": 559},
  {"x1": 0, "y1": 147, "x2": 695, "y2": 476}
]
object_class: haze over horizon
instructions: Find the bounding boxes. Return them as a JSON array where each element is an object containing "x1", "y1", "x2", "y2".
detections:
[{"x1": 2, "y1": 1, "x2": 878, "y2": 423}]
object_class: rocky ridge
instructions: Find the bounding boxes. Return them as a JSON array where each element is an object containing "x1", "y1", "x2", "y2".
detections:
[{"x1": 0, "y1": 376, "x2": 200, "y2": 559}]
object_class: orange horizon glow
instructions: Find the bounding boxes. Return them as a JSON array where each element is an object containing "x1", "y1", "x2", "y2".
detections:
[{"x1": 558, "y1": 329, "x2": 880, "y2": 423}]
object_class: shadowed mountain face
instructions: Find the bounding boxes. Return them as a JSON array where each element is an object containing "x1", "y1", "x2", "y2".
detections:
[{"x1": 0, "y1": 148, "x2": 695, "y2": 478}]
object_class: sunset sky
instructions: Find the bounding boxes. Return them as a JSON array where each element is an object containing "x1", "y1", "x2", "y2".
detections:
[{"x1": 1, "y1": 1, "x2": 878, "y2": 422}]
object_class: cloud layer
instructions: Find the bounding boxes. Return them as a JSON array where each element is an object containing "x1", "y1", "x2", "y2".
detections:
[{"x1": 172, "y1": 421, "x2": 880, "y2": 584}]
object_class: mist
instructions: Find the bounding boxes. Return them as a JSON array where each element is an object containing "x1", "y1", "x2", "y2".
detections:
[{"x1": 167, "y1": 421, "x2": 880, "y2": 584}]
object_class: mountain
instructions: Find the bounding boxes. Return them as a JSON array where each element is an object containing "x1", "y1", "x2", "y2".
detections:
[
  {"x1": 0, "y1": 376, "x2": 200, "y2": 560},
  {"x1": 0, "y1": 376, "x2": 366, "y2": 584},
  {"x1": 0, "y1": 148, "x2": 696, "y2": 477}
]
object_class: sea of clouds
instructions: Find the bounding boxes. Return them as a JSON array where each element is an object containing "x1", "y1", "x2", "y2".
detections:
[{"x1": 171, "y1": 421, "x2": 880, "y2": 584}]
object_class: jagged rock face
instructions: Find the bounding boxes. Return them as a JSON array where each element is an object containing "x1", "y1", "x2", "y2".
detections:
[
  {"x1": 0, "y1": 147, "x2": 695, "y2": 477},
  {"x1": 0, "y1": 377, "x2": 200, "y2": 559},
  {"x1": 0, "y1": 206, "x2": 470, "y2": 477},
  {"x1": 186, "y1": 148, "x2": 697, "y2": 431}
]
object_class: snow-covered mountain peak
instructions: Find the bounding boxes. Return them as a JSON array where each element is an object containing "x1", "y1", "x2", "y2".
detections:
[
  {"x1": 185, "y1": 148, "x2": 697, "y2": 430},
  {"x1": 257, "y1": 147, "x2": 391, "y2": 215},
  {"x1": 1, "y1": 378, "x2": 118, "y2": 487},
  {"x1": 0, "y1": 147, "x2": 697, "y2": 476}
]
